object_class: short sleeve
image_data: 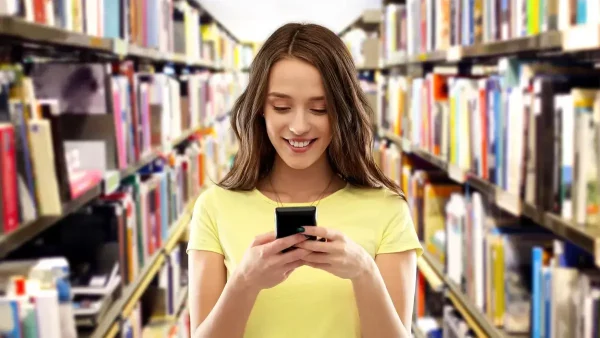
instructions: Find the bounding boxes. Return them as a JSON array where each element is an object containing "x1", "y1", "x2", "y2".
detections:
[
  {"x1": 186, "y1": 188, "x2": 223, "y2": 255},
  {"x1": 377, "y1": 199, "x2": 423, "y2": 257}
]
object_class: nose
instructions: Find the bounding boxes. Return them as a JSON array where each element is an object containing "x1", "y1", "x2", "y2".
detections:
[{"x1": 288, "y1": 110, "x2": 310, "y2": 135}]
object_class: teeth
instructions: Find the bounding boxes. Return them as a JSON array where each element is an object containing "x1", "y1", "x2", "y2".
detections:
[{"x1": 288, "y1": 140, "x2": 311, "y2": 148}]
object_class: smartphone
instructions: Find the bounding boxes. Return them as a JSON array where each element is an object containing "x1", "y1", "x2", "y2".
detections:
[{"x1": 275, "y1": 206, "x2": 317, "y2": 252}]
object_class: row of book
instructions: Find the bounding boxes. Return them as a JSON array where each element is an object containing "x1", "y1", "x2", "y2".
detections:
[
  {"x1": 379, "y1": 57, "x2": 600, "y2": 227},
  {"x1": 0, "y1": 132, "x2": 206, "y2": 337},
  {"x1": 120, "y1": 242, "x2": 191, "y2": 338},
  {"x1": 381, "y1": 0, "x2": 594, "y2": 61},
  {"x1": 0, "y1": 61, "x2": 247, "y2": 234},
  {"x1": 445, "y1": 190, "x2": 600, "y2": 337},
  {"x1": 376, "y1": 141, "x2": 600, "y2": 336},
  {"x1": 0, "y1": 0, "x2": 254, "y2": 70},
  {"x1": 414, "y1": 289, "x2": 477, "y2": 338}
]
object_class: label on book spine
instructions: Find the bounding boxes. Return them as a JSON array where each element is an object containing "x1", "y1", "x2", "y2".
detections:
[
  {"x1": 103, "y1": 171, "x2": 120, "y2": 195},
  {"x1": 563, "y1": 24, "x2": 600, "y2": 51},
  {"x1": 446, "y1": 45, "x2": 463, "y2": 61},
  {"x1": 495, "y1": 188, "x2": 522, "y2": 215},
  {"x1": 448, "y1": 164, "x2": 467, "y2": 183}
]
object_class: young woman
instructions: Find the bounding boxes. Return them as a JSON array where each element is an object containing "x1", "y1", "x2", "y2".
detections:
[{"x1": 187, "y1": 23, "x2": 422, "y2": 338}]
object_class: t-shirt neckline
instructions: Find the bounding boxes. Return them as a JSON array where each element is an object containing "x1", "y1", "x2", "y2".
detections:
[{"x1": 253, "y1": 183, "x2": 350, "y2": 207}]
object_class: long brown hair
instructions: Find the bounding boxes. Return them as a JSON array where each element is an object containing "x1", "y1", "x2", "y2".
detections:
[{"x1": 218, "y1": 23, "x2": 404, "y2": 198}]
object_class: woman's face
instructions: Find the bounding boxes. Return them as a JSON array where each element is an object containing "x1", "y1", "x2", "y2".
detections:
[{"x1": 263, "y1": 57, "x2": 332, "y2": 170}]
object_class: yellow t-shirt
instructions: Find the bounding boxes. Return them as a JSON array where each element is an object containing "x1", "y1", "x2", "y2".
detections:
[{"x1": 187, "y1": 183, "x2": 422, "y2": 338}]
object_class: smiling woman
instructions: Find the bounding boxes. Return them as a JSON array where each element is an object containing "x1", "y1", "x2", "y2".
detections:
[
  {"x1": 264, "y1": 58, "x2": 332, "y2": 169},
  {"x1": 187, "y1": 22, "x2": 422, "y2": 338}
]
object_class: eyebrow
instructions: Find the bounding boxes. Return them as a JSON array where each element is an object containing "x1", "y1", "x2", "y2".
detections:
[{"x1": 267, "y1": 92, "x2": 325, "y2": 101}]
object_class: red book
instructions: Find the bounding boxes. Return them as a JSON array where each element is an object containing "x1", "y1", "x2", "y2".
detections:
[
  {"x1": 0, "y1": 125, "x2": 20, "y2": 233},
  {"x1": 33, "y1": 0, "x2": 46, "y2": 24}
]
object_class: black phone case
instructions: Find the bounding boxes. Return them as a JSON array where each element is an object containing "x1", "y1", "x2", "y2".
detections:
[{"x1": 275, "y1": 206, "x2": 317, "y2": 244}]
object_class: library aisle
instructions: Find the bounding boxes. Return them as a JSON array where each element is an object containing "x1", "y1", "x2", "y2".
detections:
[{"x1": 1, "y1": 0, "x2": 600, "y2": 337}]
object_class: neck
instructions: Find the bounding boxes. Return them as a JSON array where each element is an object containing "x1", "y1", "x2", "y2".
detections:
[{"x1": 268, "y1": 154, "x2": 336, "y2": 202}]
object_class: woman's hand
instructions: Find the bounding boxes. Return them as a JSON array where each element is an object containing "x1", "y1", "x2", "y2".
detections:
[
  {"x1": 295, "y1": 227, "x2": 374, "y2": 281},
  {"x1": 233, "y1": 232, "x2": 310, "y2": 293}
]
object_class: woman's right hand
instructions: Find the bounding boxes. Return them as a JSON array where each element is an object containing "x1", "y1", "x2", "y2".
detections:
[{"x1": 233, "y1": 232, "x2": 310, "y2": 292}]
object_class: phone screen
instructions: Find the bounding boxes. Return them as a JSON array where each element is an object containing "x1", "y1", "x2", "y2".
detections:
[{"x1": 275, "y1": 206, "x2": 317, "y2": 242}]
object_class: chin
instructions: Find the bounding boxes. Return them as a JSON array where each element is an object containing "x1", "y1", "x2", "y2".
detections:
[
  {"x1": 279, "y1": 157, "x2": 320, "y2": 170},
  {"x1": 276, "y1": 144, "x2": 327, "y2": 170}
]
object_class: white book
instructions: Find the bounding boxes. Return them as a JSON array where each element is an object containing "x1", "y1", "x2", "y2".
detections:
[
  {"x1": 0, "y1": 0, "x2": 17, "y2": 15},
  {"x1": 33, "y1": 290, "x2": 61, "y2": 338},
  {"x1": 472, "y1": 192, "x2": 485, "y2": 311},
  {"x1": 506, "y1": 89, "x2": 524, "y2": 197}
]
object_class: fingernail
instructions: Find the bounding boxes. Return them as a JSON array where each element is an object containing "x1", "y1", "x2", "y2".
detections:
[{"x1": 296, "y1": 227, "x2": 305, "y2": 233}]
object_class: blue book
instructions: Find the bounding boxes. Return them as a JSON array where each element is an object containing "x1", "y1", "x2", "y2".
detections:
[
  {"x1": 543, "y1": 268, "x2": 552, "y2": 338},
  {"x1": 531, "y1": 247, "x2": 543, "y2": 338},
  {"x1": 576, "y1": 0, "x2": 587, "y2": 24},
  {"x1": 493, "y1": 80, "x2": 502, "y2": 186},
  {"x1": 146, "y1": 0, "x2": 160, "y2": 48},
  {"x1": 103, "y1": 0, "x2": 121, "y2": 39},
  {"x1": 0, "y1": 299, "x2": 22, "y2": 338}
]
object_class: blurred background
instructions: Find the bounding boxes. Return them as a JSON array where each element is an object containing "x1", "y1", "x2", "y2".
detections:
[{"x1": 0, "y1": 0, "x2": 599, "y2": 337}]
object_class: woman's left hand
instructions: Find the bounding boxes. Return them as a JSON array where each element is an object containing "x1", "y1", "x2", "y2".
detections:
[{"x1": 295, "y1": 226, "x2": 374, "y2": 281}]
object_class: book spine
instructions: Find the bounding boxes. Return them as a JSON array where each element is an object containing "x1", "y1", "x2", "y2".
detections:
[{"x1": 0, "y1": 125, "x2": 20, "y2": 233}]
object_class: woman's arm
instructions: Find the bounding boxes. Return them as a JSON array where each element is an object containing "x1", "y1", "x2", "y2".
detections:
[
  {"x1": 188, "y1": 233, "x2": 311, "y2": 338},
  {"x1": 188, "y1": 250, "x2": 259, "y2": 338},
  {"x1": 296, "y1": 226, "x2": 418, "y2": 338},
  {"x1": 352, "y1": 250, "x2": 417, "y2": 338}
]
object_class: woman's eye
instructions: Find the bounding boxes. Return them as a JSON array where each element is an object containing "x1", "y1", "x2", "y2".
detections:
[
  {"x1": 311, "y1": 109, "x2": 327, "y2": 114},
  {"x1": 272, "y1": 106, "x2": 290, "y2": 112}
]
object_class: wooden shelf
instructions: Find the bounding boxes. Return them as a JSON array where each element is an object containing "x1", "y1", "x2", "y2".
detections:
[
  {"x1": 418, "y1": 249, "x2": 444, "y2": 291},
  {"x1": 419, "y1": 251, "x2": 527, "y2": 338},
  {"x1": 0, "y1": 184, "x2": 102, "y2": 258},
  {"x1": 384, "y1": 31, "x2": 562, "y2": 67},
  {"x1": 412, "y1": 323, "x2": 427, "y2": 338},
  {"x1": 0, "y1": 16, "x2": 219, "y2": 69}
]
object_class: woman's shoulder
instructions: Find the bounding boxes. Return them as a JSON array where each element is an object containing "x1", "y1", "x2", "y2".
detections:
[
  {"x1": 197, "y1": 184, "x2": 249, "y2": 202},
  {"x1": 343, "y1": 185, "x2": 410, "y2": 216},
  {"x1": 345, "y1": 185, "x2": 407, "y2": 204}
]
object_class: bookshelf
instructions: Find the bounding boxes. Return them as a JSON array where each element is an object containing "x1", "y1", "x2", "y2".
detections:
[
  {"x1": 0, "y1": 126, "x2": 202, "y2": 260},
  {"x1": 385, "y1": 133, "x2": 600, "y2": 268},
  {"x1": 0, "y1": 1, "x2": 246, "y2": 337},
  {"x1": 340, "y1": 9, "x2": 382, "y2": 70},
  {"x1": 89, "y1": 190, "x2": 198, "y2": 338},
  {"x1": 377, "y1": 1, "x2": 600, "y2": 336},
  {"x1": 419, "y1": 251, "x2": 522, "y2": 338},
  {"x1": 0, "y1": 183, "x2": 102, "y2": 258}
]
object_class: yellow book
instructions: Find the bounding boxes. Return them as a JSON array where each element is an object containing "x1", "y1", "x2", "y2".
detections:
[
  {"x1": 449, "y1": 86, "x2": 456, "y2": 163},
  {"x1": 492, "y1": 236, "x2": 505, "y2": 326},
  {"x1": 423, "y1": 184, "x2": 462, "y2": 261},
  {"x1": 527, "y1": 0, "x2": 540, "y2": 35}
]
